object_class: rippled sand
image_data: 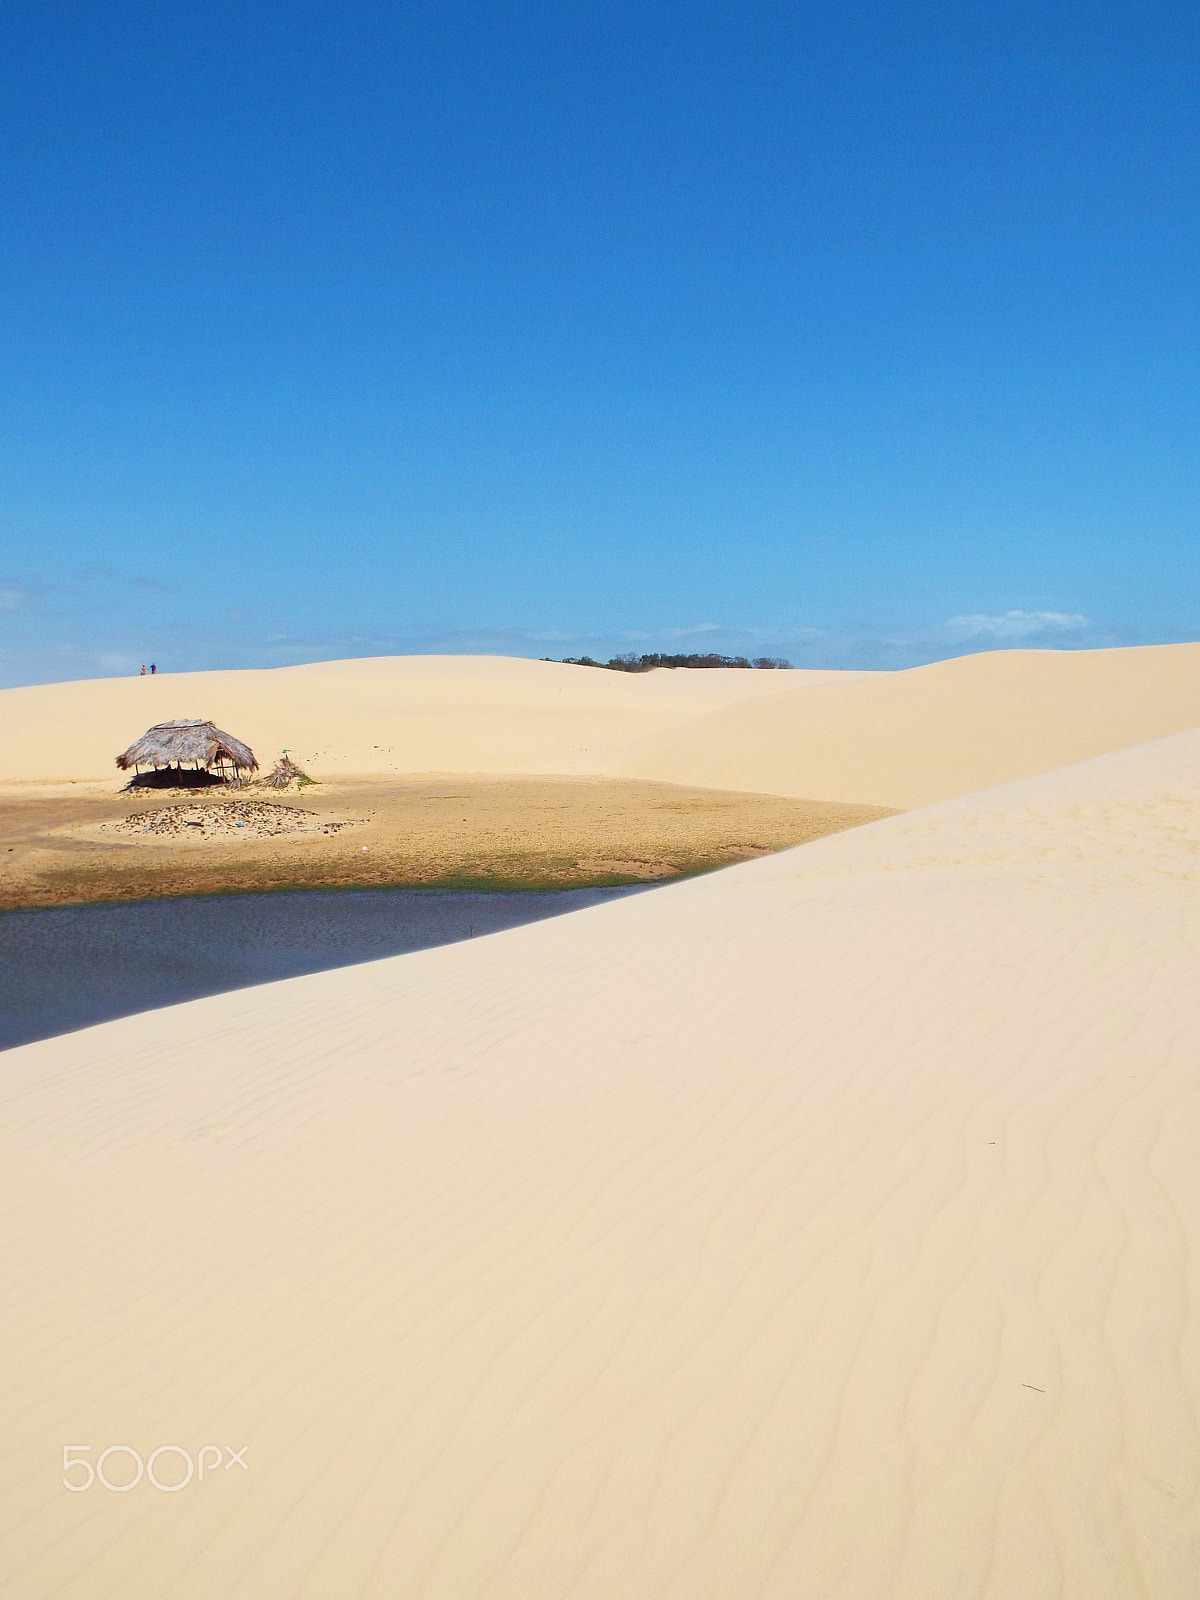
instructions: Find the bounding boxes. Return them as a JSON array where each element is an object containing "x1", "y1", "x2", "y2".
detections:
[{"x1": 2, "y1": 727, "x2": 1198, "y2": 1597}]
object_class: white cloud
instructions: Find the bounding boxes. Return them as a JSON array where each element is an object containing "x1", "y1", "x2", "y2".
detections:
[
  {"x1": 657, "y1": 622, "x2": 722, "y2": 640},
  {"x1": 945, "y1": 609, "x2": 1089, "y2": 641}
]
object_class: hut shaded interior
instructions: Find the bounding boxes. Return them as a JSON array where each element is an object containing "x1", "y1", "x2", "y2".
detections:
[{"x1": 115, "y1": 719, "x2": 258, "y2": 788}]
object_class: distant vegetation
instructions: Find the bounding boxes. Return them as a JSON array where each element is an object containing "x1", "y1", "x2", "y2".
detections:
[{"x1": 548, "y1": 652, "x2": 792, "y2": 672}]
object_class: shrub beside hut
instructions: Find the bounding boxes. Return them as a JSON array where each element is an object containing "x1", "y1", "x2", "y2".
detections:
[
  {"x1": 116, "y1": 719, "x2": 259, "y2": 788},
  {"x1": 264, "y1": 753, "x2": 312, "y2": 789}
]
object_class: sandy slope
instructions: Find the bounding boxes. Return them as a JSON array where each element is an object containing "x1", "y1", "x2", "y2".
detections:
[
  {"x1": 0, "y1": 655, "x2": 816, "y2": 784},
  {"x1": 2, "y1": 733, "x2": 1198, "y2": 1598},
  {"x1": 4, "y1": 645, "x2": 1200, "y2": 809},
  {"x1": 620, "y1": 640, "x2": 1200, "y2": 805}
]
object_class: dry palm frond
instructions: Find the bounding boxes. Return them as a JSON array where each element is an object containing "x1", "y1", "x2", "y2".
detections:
[{"x1": 264, "y1": 754, "x2": 310, "y2": 789}]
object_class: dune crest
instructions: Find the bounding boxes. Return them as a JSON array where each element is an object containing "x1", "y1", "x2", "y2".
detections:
[{"x1": 2, "y1": 731, "x2": 1198, "y2": 1597}]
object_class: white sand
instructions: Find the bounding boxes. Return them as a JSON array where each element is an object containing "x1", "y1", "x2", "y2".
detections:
[
  {"x1": 621, "y1": 640, "x2": 1200, "y2": 805},
  {"x1": 2, "y1": 726, "x2": 1198, "y2": 1597},
  {"x1": 0, "y1": 654, "x2": 819, "y2": 786},
  {"x1": 6, "y1": 642, "x2": 1200, "y2": 805}
]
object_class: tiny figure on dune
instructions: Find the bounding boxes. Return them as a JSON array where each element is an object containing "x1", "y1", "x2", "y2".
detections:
[
  {"x1": 150, "y1": 662, "x2": 156, "y2": 674},
  {"x1": 140, "y1": 664, "x2": 146, "y2": 676}
]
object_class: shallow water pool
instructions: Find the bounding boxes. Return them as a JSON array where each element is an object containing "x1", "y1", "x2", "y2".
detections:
[{"x1": 0, "y1": 884, "x2": 651, "y2": 1051}]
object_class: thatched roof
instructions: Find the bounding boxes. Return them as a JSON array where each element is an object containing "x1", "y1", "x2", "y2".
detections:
[{"x1": 116, "y1": 719, "x2": 258, "y2": 773}]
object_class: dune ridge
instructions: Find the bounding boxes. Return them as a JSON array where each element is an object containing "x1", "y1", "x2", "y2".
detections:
[
  {"x1": 5, "y1": 643, "x2": 1200, "y2": 807},
  {"x1": 2, "y1": 730, "x2": 1198, "y2": 1597},
  {"x1": 621, "y1": 640, "x2": 1200, "y2": 806}
]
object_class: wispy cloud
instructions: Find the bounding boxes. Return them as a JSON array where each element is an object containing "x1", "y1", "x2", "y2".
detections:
[
  {"x1": 80, "y1": 565, "x2": 172, "y2": 595},
  {"x1": 945, "y1": 609, "x2": 1089, "y2": 641},
  {"x1": 0, "y1": 586, "x2": 24, "y2": 612},
  {"x1": 657, "y1": 622, "x2": 722, "y2": 640}
]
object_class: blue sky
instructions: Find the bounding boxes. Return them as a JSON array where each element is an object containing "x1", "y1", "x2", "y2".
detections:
[{"x1": 1, "y1": 1, "x2": 1197, "y2": 685}]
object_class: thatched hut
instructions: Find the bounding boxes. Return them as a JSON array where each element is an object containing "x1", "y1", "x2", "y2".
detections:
[{"x1": 116, "y1": 719, "x2": 258, "y2": 786}]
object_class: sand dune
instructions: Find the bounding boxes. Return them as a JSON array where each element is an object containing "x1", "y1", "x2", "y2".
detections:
[
  {"x1": 0, "y1": 654, "x2": 816, "y2": 785},
  {"x1": 2, "y1": 731, "x2": 1198, "y2": 1598},
  {"x1": 621, "y1": 640, "x2": 1200, "y2": 805},
  {"x1": 4, "y1": 645, "x2": 1200, "y2": 810}
]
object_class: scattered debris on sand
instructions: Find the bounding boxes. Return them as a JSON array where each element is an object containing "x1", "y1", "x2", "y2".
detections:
[
  {"x1": 107, "y1": 801, "x2": 360, "y2": 842},
  {"x1": 3, "y1": 777, "x2": 892, "y2": 909}
]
